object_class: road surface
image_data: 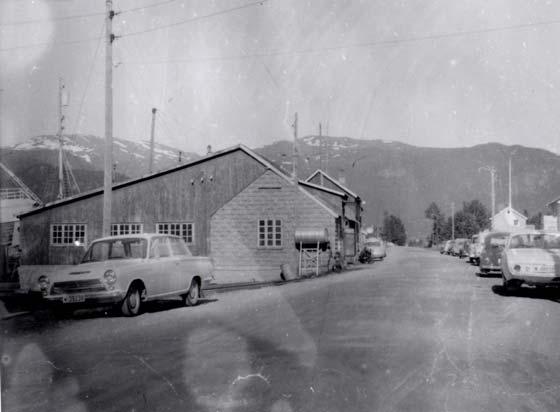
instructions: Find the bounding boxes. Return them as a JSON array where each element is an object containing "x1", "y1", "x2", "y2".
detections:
[{"x1": 2, "y1": 247, "x2": 560, "y2": 411}]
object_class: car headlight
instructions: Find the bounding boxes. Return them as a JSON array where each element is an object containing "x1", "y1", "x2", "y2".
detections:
[
  {"x1": 513, "y1": 264, "x2": 521, "y2": 272},
  {"x1": 38, "y1": 275, "x2": 50, "y2": 294},
  {"x1": 498, "y1": 258, "x2": 501, "y2": 265},
  {"x1": 103, "y1": 270, "x2": 117, "y2": 288}
]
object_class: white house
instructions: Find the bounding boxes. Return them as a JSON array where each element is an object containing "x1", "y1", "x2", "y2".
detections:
[{"x1": 491, "y1": 207, "x2": 527, "y2": 232}]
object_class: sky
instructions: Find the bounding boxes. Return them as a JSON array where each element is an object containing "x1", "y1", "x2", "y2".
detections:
[{"x1": 1, "y1": 0, "x2": 560, "y2": 155}]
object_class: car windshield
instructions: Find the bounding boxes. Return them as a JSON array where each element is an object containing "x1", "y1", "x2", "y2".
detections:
[
  {"x1": 366, "y1": 240, "x2": 381, "y2": 247},
  {"x1": 81, "y1": 238, "x2": 147, "y2": 262},
  {"x1": 509, "y1": 233, "x2": 560, "y2": 250},
  {"x1": 485, "y1": 234, "x2": 507, "y2": 247}
]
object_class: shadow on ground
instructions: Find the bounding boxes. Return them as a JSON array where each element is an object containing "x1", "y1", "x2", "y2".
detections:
[{"x1": 491, "y1": 284, "x2": 560, "y2": 303}]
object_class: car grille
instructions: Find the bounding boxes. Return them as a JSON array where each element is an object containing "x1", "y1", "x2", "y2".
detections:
[{"x1": 51, "y1": 279, "x2": 106, "y2": 295}]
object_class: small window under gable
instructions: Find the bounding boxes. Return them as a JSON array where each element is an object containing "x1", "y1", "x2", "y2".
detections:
[{"x1": 258, "y1": 219, "x2": 282, "y2": 248}]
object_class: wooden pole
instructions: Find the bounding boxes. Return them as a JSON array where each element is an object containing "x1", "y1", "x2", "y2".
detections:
[
  {"x1": 102, "y1": 0, "x2": 114, "y2": 237},
  {"x1": 149, "y1": 108, "x2": 157, "y2": 173},
  {"x1": 57, "y1": 78, "x2": 64, "y2": 199},
  {"x1": 292, "y1": 112, "x2": 298, "y2": 181}
]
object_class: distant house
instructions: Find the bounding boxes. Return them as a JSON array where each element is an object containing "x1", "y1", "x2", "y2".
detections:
[
  {"x1": 18, "y1": 145, "x2": 362, "y2": 284},
  {"x1": 0, "y1": 162, "x2": 42, "y2": 281},
  {"x1": 545, "y1": 196, "x2": 560, "y2": 231},
  {"x1": 491, "y1": 207, "x2": 527, "y2": 232},
  {"x1": 304, "y1": 170, "x2": 363, "y2": 260}
]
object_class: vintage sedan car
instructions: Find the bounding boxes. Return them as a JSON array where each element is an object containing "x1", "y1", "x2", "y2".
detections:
[
  {"x1": 364, "y1": 238, "x2": 387, "y2": 261},
  {"x1": 467, "y1": 233, "x2": 487, "y2": 265},
  {"x1": 442, "y1": 240, "x2": 454, "y2": 255},
  {"x1": 451, "y1": 238, "x2": 469, "y2": 258},
  {"x1": 502, "y1": 231, "x2": 560, "y2": 291},
  {"x1": 37, "y1": 234, "x2": 214, "y2": 316},
  {"x1": 479, "y1": 232, "x2": 509, "y2": 276}
]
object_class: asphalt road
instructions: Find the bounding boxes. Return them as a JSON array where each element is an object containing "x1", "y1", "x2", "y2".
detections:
[{"x1": 3, "y1": 247, "x2": 560, "y2": 412}]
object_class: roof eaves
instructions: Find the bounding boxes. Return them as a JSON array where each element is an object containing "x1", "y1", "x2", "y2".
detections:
[
  {"x1": 19, "y1": 144, "x2": 252, "y2": 218},
  {"x1": 298, "y1": 187, "x2": 339, "y2": 218},
  {"x1": 298, "y1": 180, "x2": 346, "y2": 198},
  {"x1": 238, "y1": 144, "x2": 293, "y2": 184},
  {"x1": 546, "y1": 195, "x2": 560, "y2": 207},
  {"x1": 304, "y1": 169, "x2": 359, "y2": 198}
]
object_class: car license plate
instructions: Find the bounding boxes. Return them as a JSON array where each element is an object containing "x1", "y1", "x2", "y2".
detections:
[{"x1": 62, "y1": 294, "x2": 85, "y2": 304}]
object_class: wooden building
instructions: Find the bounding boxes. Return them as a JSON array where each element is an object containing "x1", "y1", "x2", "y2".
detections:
[
  {"x1": 304, "y1": 170, "x2": 363, "y2": 260},
  {"x1": 18, "y1": 144, "x2": 363, "y2": 283},
  {"x1": 210, "y1": 170, "x2": 349, "y2": 283},
  {"x1": 0, "y1": 163, "x2": 42, "y2": 281}
]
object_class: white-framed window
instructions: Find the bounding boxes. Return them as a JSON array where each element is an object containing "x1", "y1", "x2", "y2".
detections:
[
  {"x1": 50, "y1": 224, "x2": 86, "y2": 246},
  {"x1": 258, "y1": 219, "x2": 282, "y2": 248},
  {"x1": 111, "y1": 223, "x2": 143, "y2": 236},
  {"x1": 156, "y1": 222, "x2": 194, "y2": 244}
]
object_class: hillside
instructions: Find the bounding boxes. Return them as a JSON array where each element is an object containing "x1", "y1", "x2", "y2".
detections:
[
  {"x1": 0, "y1": 135, "x2": 199, "y2": 203},
  {"x1": 1, "y1": 134, "x2": 559, "y2": 239},
  {"x1": 257, "y1": 136, "x2": 560, "y2": 238}
]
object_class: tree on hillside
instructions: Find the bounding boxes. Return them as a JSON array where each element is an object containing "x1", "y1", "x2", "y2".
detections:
[
  {"x1": 424, "y1": 202, "x2": 446, "y2": 245},
  {"x1": 382, "y1": 212, "x2": 407, "y2": 246}
]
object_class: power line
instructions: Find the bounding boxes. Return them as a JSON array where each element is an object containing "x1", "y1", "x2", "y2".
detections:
[
  {"x1": 0, "y1": 11, "x2": 105, "y2": 27},
  {"x1": 119, "y1": 0, "x2": 177, "y2": 15},
  {"x1": 0, "y1": 0, "x2": 176, "y2": 27},
  {"x1": 120, "y1": 17, "x2": 560, "y2": 64},
  {"x1": 119, "y1": 0, "x2": 270, "y2": 38},
  {"x1": 0, "y1": 1, "x2": 268, "y2": 52},
  {"x1": 0, "y1": 36, "x2": 102, "y2": 52},
  {"x1": 70, "y1": 21, "x2": 106, "y2": 137}
]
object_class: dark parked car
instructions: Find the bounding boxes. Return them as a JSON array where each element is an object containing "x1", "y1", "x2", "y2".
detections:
[{"x1": 479, "y1": 232, "x2": 509, "y2": 276}]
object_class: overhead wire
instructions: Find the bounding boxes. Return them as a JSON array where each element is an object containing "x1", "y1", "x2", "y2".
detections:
[
  {"x1": 118, "y1": 0, "x2": 177, "y2": 15},
  {"x1": 120, "y1": 17, "x2": 560, "y2": 64},
  {"x1": 0, "y1": 0, "x2": 177, "y2": 27},
  {"x1": 0, "y1": 10, "x2": 105, "y2": 27},
  {"x1": 70, "y1": 21, "x2": 106, "y2": 137},
  {"x1": 118, "y1": 0, "x2": 270, "y2": 38}
]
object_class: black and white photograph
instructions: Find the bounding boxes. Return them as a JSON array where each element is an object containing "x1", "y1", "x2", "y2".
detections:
[{"x1": 1, "y1": 1, "x2": 560, "y2": 411}]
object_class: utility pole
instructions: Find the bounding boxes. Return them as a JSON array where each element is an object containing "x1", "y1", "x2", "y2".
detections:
[
  {"x1": 479, "y1": 166, "x2": 496, "y2": 217},
  {"x1": 102, "y1": 0, "x2": 115, "y2": 237},
  {"x1": 319, "y1": 122, "x2": 324, "y2": 185},
  {"x1": 0, "y1": 89, "x2": 3, "y2": 147},
  {"x1": 57, "y1": 78, "x2": 66, "y2": 200},
  {"x1": 291, "y1": 112, "x2": 298, "y2": 181},
  {"x1": 149, "y1": 107, "x2": 157, "y2": 173},
  {"x1": 508, "y1": 155, "x2": 512, "y2": 209},
  {"x1": 451, "y1": 202, "x2": 455, "y2": 240}
]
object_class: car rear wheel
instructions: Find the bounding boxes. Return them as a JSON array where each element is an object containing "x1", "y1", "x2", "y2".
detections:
[
  {"x1": 121, "y1": 285, "x2": 142, "y2": 316},
  {"x1": 184, "y1": 280, "x2": 200, "y2": 307}
]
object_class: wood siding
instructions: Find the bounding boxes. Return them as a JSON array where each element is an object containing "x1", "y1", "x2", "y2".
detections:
[
  {"x1": 20, "y1": 149, "x2": 268, "y2": 264},
  {"x1": 210, "y1": 170, "x2": 336, "y2": 284}
]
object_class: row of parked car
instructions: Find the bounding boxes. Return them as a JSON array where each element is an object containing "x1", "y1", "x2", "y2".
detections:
[{"x1": 439, "y1": 230, "x2": 560, "y2": 291}]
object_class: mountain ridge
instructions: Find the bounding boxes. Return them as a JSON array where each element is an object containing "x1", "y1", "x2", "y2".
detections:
[{"x1": 2, "y1": 134, "x2": 559, "y2": 239}]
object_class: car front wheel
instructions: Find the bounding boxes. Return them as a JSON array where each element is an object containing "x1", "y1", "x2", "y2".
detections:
[
  {"x1": 184, "y1": 280, "x2": 200, "y2": 307},
  {"x1": 503, "y1": 276, "x2": 521, "y2": 293},
  {"x1": 121, "y1": 285, "x2": 142, "y2": 316}
]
